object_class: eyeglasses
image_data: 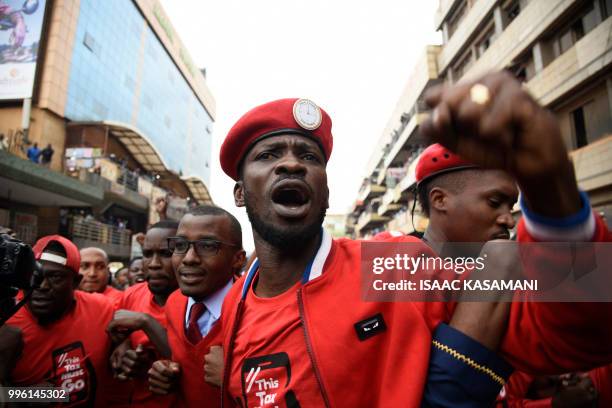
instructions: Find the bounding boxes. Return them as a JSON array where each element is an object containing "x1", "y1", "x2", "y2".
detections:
[{"x1": 167, "y1": 237, "x2": 239, "y2": 257}]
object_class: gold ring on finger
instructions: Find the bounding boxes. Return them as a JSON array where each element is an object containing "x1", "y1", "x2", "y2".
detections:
[{"x1": 470, "y1": 83, "x2": 490, "y2": 105}]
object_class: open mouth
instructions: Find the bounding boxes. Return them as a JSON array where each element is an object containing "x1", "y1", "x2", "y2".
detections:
[
  {"x1": 272, "y1": 187, "x2": 309, "y2": 207},
  {"x1": 270, "y1": 180, "x2": 312, "y2": 219}
]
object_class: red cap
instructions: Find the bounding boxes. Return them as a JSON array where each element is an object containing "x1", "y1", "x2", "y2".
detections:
[
  {"x1": 220, "y1": 98, "x2": 333, "y2": 180},
  {"x1": 415, "y1": 143, "x2": 477, "y2": 185},
  {"x1": 32, "y1": 235, "x2": 81, "y2": 275}
]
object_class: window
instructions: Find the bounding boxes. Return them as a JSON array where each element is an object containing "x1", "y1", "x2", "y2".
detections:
[
  {"x1": 476, "y1": 27, "x2": 495, "y2": 57},
  {"x1": 143, "y1": 94, "x2": 154, "y2": 110},
  {"x1": 448, "y1": 1, "x2": 467, "y2": 39},
  {"x1": 83, "y1": 32, "x2": 99, "y2": 54},
  {"x1": 452, "y1": 49, "x2": 473, "y2": 80},
  {"x1": 601, "y1": 0, "x2": 612, "y2": 18},
  {"x1": 572, "y1": 107, "x2": 587, "y2": 148},
  {"x1": 571, "y1": 19, "x2": 585, "y2": 41},
  {"x1": 124, "y1": 75, "x2": 136, "y2": 92},
  {"x1": 553, "y1": 3, "x2": 600, "y2": 57},
  {"x1": 503, "y1": 0, "x2": 521, "y2": 23}
]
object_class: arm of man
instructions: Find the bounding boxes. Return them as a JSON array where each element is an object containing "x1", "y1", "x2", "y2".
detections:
[
  {"x1": 422, "y1": 247, "x2": 516, "y2": 408},
  {"x1": 107, "y1": 309, "x2": 171, "y2": 358},
  {"x1": 421, "y1": 71, "x2": 612, "y2": 373}
]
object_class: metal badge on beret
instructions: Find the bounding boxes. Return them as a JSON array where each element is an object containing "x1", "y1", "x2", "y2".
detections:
[{"x1": 292, "y1": 98, "x2": 322, "y2": 130}]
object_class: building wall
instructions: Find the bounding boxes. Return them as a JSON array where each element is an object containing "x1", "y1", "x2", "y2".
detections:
[
  {"x1": 38, "y1": 0, "x2": 80, "y2": 116},
  {"x1": 349, "y1": 0, "x2": 612, "y2": 236},
  {"x1": 0, "y1": 106, "x2": 66, "y2": 171},
  {"x1": 555, "y1": 80, "x2": 612, "y2": 149},
  {"x1": 133, "y1": 0, "x2": 216, "y2": 119},
  {"x1": 29, "y1": 108, "x2": 67, "y2": 172},
  {"x1": 62, "y1": 0, "x2": 213, "y2": 184}
]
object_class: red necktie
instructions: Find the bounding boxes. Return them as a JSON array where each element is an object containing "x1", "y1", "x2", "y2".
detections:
[{"x1": 186, "y1": 303, "x2": 206, "y2": 344}]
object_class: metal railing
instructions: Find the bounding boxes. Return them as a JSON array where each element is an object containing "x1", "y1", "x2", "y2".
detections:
[{"x1": 70, "y1": 216, "x2": 131, "y2": 247}]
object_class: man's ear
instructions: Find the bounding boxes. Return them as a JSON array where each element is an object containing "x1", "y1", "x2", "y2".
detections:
[
  {"x1": 234, "y1": 181, "x2": 245, "y2": 207},
  {"x1": 231, "y1": 250, "x2": 247, "y2": 276},
  {"x1": 429, "y1": 187, "x2": 449, "y2": 214}
]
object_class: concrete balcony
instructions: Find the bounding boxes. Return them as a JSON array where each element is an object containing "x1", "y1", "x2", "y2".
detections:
[
  {"x1": 357, "y1": 183, "x2": 386, "y2": 203},
  {"x1": 395, "y1": 153, "x2": 422, "y2": 195},
  {"x1": 438, "y1": 0, "x2": 497, "y2": 74},
  {"x1": 365, "y1": 46, "x2": 440, "y2": 184},
  {"x1": 70, "y1": 169, "x2": 149, "y2": 212},
  {"x1": 435, "y1": 0, "x2": 462, "y2": 29},
  {"x1": 378, "y1": 188, "x2": 403, "y2": 216},
  {"x1": 388, "y1": 212, "x2": 429, "y2": 235},
  {"x1": 70, "y1": 216, "x2": 132, "y2": 259},
  {"x1": 526, "y1": 16, "x2": 612, "y2": 106},
  {"x1": 0, "y1": 150, "x2": 104, "y2": 207},
  {"x1": 461, "y1": 0, "x2": 575, "y2": 82},
  {"x1": 572, "y1": 135, "x2": 612, "y2": 193},
  {"x1": 356, "y1": 211, "x2": 390, "y2": 235}
]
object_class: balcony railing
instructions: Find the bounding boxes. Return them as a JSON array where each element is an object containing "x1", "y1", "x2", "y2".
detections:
[{"x1": 70, "y1": 216, "x2": 132, "y2": 259}]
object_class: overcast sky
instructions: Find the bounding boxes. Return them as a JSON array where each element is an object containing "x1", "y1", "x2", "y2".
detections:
[{"x1": 160, "y1": 1, "x2": 441, "y2": 252}]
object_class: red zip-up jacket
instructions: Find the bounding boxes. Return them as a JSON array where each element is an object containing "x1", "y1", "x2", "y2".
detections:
[
  {"x1": 165, "y1": 290, "x2": 223, "y2": 408},
  {"x1": 220, "y1": 217, "x2": 612, "y2": 407}
]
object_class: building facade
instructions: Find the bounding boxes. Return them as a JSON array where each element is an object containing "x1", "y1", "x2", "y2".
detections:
[
  {"x1": 0, "y1": 0, "x2": 215, "y2": 259},
  {"x1": 349, "y1": 0, "x2": 612, "y2": 238}
]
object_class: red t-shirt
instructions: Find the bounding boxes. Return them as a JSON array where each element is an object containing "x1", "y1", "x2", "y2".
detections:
[
  {"x1": 116, "y1": 283, "x2": 174, "y2": 407},
  {"x1": 103, "y1": 286, "x2": 124, "y2": 307},
  {"x1": 120, "y1": 283, "x2": 167, "y2": 349},
  {"x1": 7, "y1": 291, "x2": 115, "y2": 407},
  {"x1": 228, "y1": 277, "x2": 325, "y2": 407}
]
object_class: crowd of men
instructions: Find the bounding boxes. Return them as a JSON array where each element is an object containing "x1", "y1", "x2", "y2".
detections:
[{"x1": 0, "y1": 71, "x2": 611, "y2": 407}]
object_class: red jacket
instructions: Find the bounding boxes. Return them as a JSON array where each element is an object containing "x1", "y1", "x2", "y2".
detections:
[
  {"x1": 165, "y1": 290, "x2": 223, "y2": 408},
  {"x1": 220, "y1": 217, "x2": 612, "y2": 407}
]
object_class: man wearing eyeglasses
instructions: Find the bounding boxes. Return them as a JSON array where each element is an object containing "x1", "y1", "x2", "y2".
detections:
[
  {"x1": 145, "y1": 205, "x2": 245, "y2": 408},
  {"x1": 5, "y1": 235, "x2": 116, "y2": 406},
  {"x1": 107, "y1": 220, "x2": 179, "y2": 407}
]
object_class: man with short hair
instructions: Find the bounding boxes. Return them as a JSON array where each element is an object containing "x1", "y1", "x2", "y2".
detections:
[
  {"x1": 146, "y1": 205, "x2": 245, "y2": 407},
  {"x1": 40, "y1": 143, "x2": 54, "y2": 167},
  {"x1": 216, "y1": 72, "x2": 612, "y2": 407},
  {"x1": 4, "y1": 235, "x2": 116, "y2": 406},
  {"x1": 26, "y1": 142, "x2": 39, "y2": 163},
  {"x1": 79, "y1": 247, "x2": 123, "y2": 304},
  {"x1": 113, "y1": 267, "x2": 129, "y2": 290},
  {"x1": 127, "y1": 257, "x2": 145, "y2": 286},
  {"x1": 108, "y1": 220, "x2": 179, "y2": 407}
]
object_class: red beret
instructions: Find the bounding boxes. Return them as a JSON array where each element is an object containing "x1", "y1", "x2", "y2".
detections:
[
  {"x1": 220, "y1": 98, "x2": 333, "y2": 180},
  {"x1": 33, "y1": 235, "x2": 81, "y2": 275},
  {"x1": 415, "y1": 143, "x2": 477, "y2": 185}
]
